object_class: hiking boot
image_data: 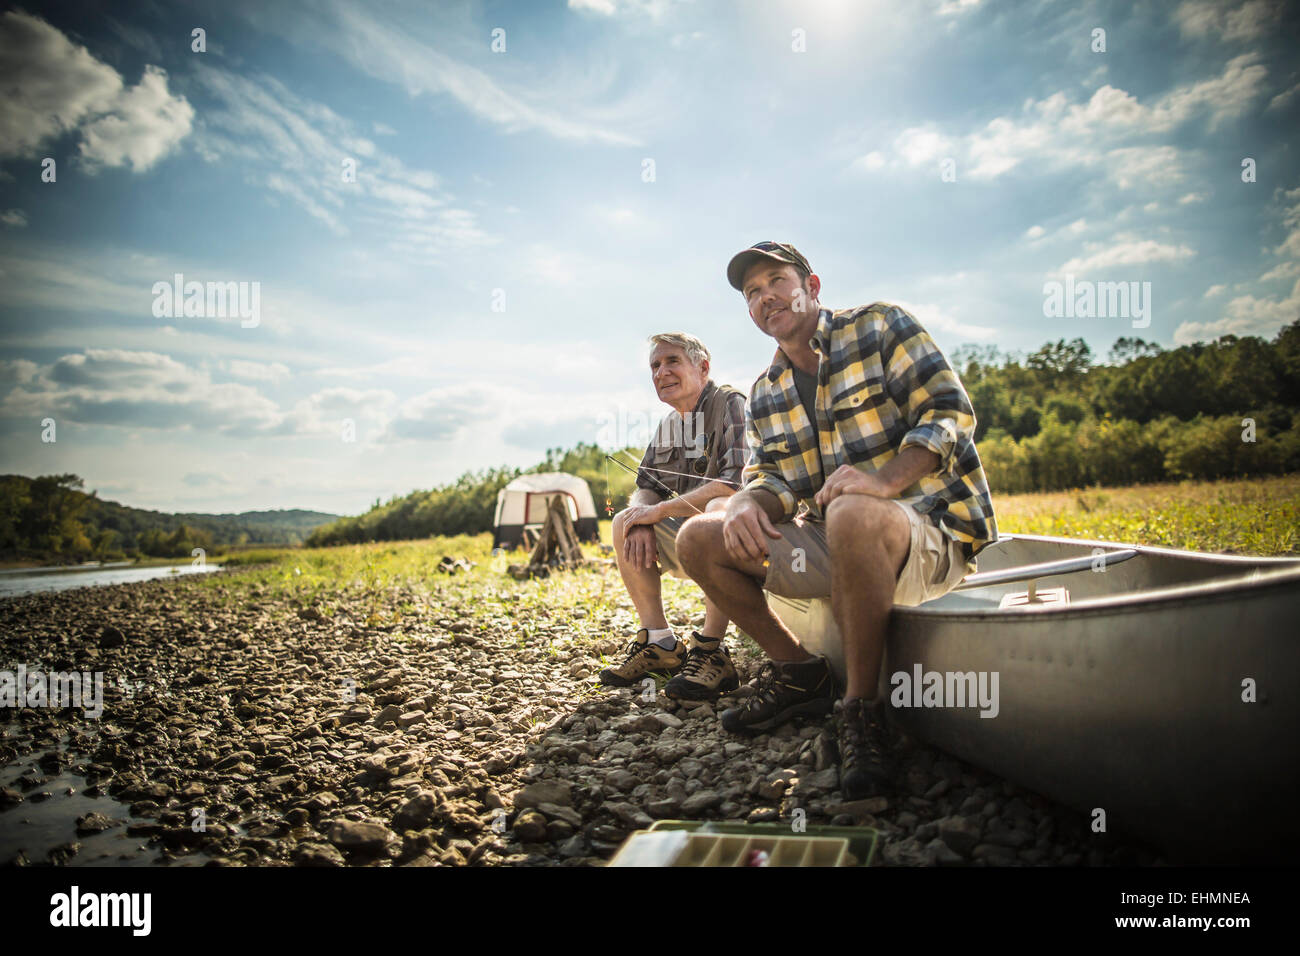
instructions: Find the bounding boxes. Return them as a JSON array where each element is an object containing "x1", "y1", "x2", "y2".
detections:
[
  {"x1": 598, "y1": 630, "x2": 685, "y2": 687},
  {"x1": 664, "y1": 633, "x2": 740, "y2": 701},
  {"x1": 838, "y1": 697, "x2": 895, "y2": 799},
  {"x1": 719, "y1": 655, "x2": 837, "y2": 734}
]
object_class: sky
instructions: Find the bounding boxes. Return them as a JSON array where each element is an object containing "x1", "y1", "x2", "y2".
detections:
[{"x1": 0, "y1": 0, "x2": 1297, "y2": 516}]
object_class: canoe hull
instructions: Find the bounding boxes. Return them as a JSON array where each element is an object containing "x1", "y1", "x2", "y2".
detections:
[{"x1": 768, "y1": 534, "x2": 1300, "y2": 862}]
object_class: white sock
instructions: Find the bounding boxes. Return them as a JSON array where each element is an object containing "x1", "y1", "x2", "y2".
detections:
[{"x1": 647, "y1": 627, "x2": 678, "y2": 649}]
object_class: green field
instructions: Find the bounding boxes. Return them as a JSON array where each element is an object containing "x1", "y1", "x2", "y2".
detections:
[{"x1": 991, "y1": 473, "x2": 1299, "y2": 555}]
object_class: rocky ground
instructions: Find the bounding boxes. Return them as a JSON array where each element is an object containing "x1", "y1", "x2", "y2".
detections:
[{"x1": 0, "y1": 561, "x2": 1166, "y2": 867}]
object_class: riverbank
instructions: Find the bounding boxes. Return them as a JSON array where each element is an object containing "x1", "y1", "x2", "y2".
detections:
[{"x1": 0, "y1": 539, "x2": 1170, "y2": 867}]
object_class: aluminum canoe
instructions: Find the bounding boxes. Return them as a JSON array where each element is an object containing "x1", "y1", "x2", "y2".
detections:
[{"x1": 768, "y1": 533, "x2": 1300, "y2": 862}]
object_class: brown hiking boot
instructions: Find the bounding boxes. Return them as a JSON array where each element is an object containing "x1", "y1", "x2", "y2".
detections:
[
  {"x1": 598, "y1": 629, "x2": 685, "y2": 687},
  {"x1": 719, "y1": 655, "x2": 837, "y2": 734},
  {"x1": 837, "y1": 697, "x2": 895, "y2": 799},
  {"x1": 664, "y1": 633, "x2": 740, "y2": 700}
]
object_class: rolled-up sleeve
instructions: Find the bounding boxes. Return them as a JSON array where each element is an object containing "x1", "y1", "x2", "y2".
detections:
[
  {"x1": 881, "y1": 306, "x2": 974, "y2": 476},
  {"x1": 741, "y1": 404, "x2": 799, "y2": 522},
  {"x1": 715, "y1": 391, "x2": 750, "y2": 488}
]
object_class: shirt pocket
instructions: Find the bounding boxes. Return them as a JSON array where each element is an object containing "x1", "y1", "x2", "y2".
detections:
[{"x1": 830, "y1": 377, "x2": 886, "y2": 418}]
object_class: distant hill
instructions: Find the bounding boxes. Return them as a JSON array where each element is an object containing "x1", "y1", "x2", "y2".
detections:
[{"x1": 0, "y1": 473, "x2": 339, "y2": 563}]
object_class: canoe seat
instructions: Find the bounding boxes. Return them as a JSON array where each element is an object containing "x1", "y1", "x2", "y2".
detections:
[{"x1": 998, "y1": 584, "x2": 1069, "y2": 609}]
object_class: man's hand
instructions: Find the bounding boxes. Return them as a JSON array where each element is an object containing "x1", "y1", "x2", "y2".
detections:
[
  {"x1": 623, "y1": 525, "x2": 659, "y2": 571},
  {"x1": 619, "y1": 502, "x2": 661, "y2": 529},
  {"x1": 814, "y1": 465, "x2": 894, "y2": 509},
  {"x1": 722, "y1": 496, "x2": 784, "y2": 564}
]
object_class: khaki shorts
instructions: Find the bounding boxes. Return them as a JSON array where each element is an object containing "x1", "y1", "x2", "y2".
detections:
[
  {"x1": 652, "y1": 516, "x2": 690, "y2": 579},
  {"x1": 761, "y1": 499, "x2": 975, "y2": 606}
]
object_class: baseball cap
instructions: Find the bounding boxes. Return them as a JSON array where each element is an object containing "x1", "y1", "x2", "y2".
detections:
[{"x1": 726, "y1": 241, "x2": 813, "y2": 293}]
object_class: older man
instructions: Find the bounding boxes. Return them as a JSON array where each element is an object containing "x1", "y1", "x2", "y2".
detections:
[
  {"x1": 676, "y1": 242, "x2": 997, "y2": 798},
  {"x1": 601, "y1": 333, "x2": 749, "y2": 701}
]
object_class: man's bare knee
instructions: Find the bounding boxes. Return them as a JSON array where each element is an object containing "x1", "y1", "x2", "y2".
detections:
[{"x1": 676, "y1": 513, "x2": 724, "y2": 575}]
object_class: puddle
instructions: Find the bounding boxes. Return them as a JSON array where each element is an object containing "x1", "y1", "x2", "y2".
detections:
[{"x1": 0, "y1": 721, "x2": 225, "y2": 866}]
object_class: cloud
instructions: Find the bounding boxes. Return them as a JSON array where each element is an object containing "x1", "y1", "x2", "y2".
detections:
[
  {"x1": 0, "y1": 349, "x2": 283, "y2": 435},
  {"x1": 1174, "y1": 186, "x2": 1300, "y2": 343},
  {"x1": 1057, "y1": 238, "x2": 1196, "y2": 274},
  {"x1": 875, "y1": 56, "x2": 1268, "y2": 187},
  {"x1": 222, "y1": 359, "x2": 291, "y2": 383},
  {"x1": 1204, "y1": 284, "x2": 1226, "y2": 297},
  {"x1": 241, "y1": 0, "x2": 648, "y2": 148},
  {"x1": 1173, "y1": 0, "x2": 1284, "y2": 42},
  {"x1": 892, "y1": 300, "x2": 997, "y2": 342},
  {"x1": 1, "y1": 209, "x2": 27, "y2": 227},
  {"x1": 193, "y1": 65, "x2": 493, "y2": 255},
  {"x1": 568, "y1": 0, "x2": 682, "y2": 18},
  {"x1": 0, "y1": 11, "x2": 192, "y2": 171}
]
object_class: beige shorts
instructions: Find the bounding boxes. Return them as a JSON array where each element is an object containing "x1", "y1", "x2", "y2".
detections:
[
  {"x1": 652, "y1": 516, "x2": 690, "y2": 579},
  {"x1": 761, "y1": 499, "x2": 975, "y2": 606}
]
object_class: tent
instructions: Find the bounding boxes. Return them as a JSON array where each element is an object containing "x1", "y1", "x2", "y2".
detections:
[{"x1": 493, "y1": 472, "x2": 600, "y2": 549}]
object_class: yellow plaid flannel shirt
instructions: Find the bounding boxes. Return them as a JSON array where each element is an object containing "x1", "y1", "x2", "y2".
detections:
[{"x1": 742, "y1": 304, "x2": 998, "y2": 562}]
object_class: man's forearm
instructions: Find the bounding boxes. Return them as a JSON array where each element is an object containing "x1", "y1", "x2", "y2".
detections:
[
  {"x1": 628, "y1": 488, "x2": 663, "y2": 508},
  {"x1": 868, "y1": 446, "x2": 942, "y2": 497},
  {"x1": 655, "y1": 479, "x2": 734, "y2": 519},
  {"x1": 727, "y1": 486, "x2": 785, "y2": 524}
]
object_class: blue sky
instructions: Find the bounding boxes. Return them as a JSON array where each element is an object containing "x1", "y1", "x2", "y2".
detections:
[{"x1": 1, "y1": 0, "x2": 1297, "y2": 515}]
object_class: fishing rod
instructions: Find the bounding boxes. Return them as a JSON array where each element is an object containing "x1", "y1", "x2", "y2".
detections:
[
  {"x1": 602, "y1": 452, "x2": 770, "y2": 570},
  {"x1": 602, "y1": 452, "x2": 742, "y2": 517}
]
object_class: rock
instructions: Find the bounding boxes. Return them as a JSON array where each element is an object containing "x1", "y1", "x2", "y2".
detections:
[
  {"x1": 680, "y1": 790, "x2": 723, "y2": 815},
  {"x1": 295, "y1": 843, "x2": 346, "y2": 866},
  {"x1": 392, "y1": 791, "x2": 439, "y2": 831},
  {"x1": 604, "y1": 769, "x2": 639, "y2": 793},
  {"x1": 647, "y1": 796, "x2": 682, "y2": 818},
  {"x1": 881, "y1": 836, "x2": 934, "y2": 867},
  {"x1": 373, "y1": 704, "x2": 403, "y2": 726},
  {"x1": 99, "y1": 625, "x2": 126, "y2": 648},
  {"x1": 603, "y1": 802, "x2": 654, "y2": 830},
  {"x1": 747, "y1": 807, "x2": 779, "y2": 823},
  {"x1": 536, "y1": 802, "x2": 583, "y2": 828},
  {"x1": 0, "y1": 788, "x2": 24, "y2": 809},
  {"x1": 972, "y1": 843, "x2": 1019, "y2": 866},
  {"x1": 812, "y1": 733, "x2": 837, "y2": 771},
  {"x1": 937, "y1": 816, "x2": 981, "y2": 856},
  {"x1": 327, "y1": 820, "x2": 397, "y2": 855},
  {"x1": 802, "y1": 767, "x2": 839, "y2": 791},
  {"x1": 924, "y1": 838, "x2": 965, "y2": 866},
  {"x1": 74, "y1": 812, "x2": 120, "y2": 835},
  {"x1": 514, "y1": 779, "x2": 573, "y2": 809},
  {"x1": 836, "y1": 796, "x2": 889, "y2": 817},
  {"x1": 513, "y1": 810, "x2": 548, "y2": 842},
  {"x1": 651, "y1": 712, "x2": 683, "y2": 730},
  {"x1": 558, "y1": 835, "x2": 587, "y2": 859},
  {"x1": 213, "y1": 751, "x2": 255, "y2": 772}
]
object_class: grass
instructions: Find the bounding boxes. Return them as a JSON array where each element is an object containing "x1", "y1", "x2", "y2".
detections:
[
  {"x1": 185, "y1": 475, "x2": 1299, "y2": 635},
  {"x1": 992, "y1": 473, "x2": 1300, "y2": 555}
]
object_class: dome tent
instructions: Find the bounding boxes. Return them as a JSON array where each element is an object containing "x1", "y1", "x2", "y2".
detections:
[{"x1": 493, "y1": 472, "x2": 599, "y2": 549}]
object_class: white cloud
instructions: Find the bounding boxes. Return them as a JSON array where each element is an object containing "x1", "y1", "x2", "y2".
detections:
[
  {"x1": 0, "y1": 349, "x2": 283, "y2": 436},
  {"x1": 892, "y1": 299, "x2": 997, "y2": 341},
  {"x1": 1173, "y1": 0, "x2": 1283, "y2": 42},
  {"x1": 1204, "y1": 284, "x2": 1226, "y2": 297},
  {"x1": 1174, "y1": 186, "x2": 1300, "y2": 343},
  {"x1": 877, "y1": 57, "x2": 1268, "y2": 187},
  {"x1": 852, "y1": 150, "x2": 885, "y2": 172},
  {"x1": 1, "y1": 209, "x2": 27, "y2": 228},
  {"x1": 1056, "y1": 238, "x2": 1196, "y2": 274},
  {"x1": 194, "y1": 66, "x2": 493, "y2": 255},
  {"x1": 0, "y1": 11, "x2": 192, "y2": 171},
  {"x1": 1178, "y1": 191, "x2": 1207, "y2": 204},
  {"x1": 1025, "y1": 225, "x2": 1045, "y2": 240},
  {"x1": 223, "y1": 359, "x2": 291, "y2": 383}
]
